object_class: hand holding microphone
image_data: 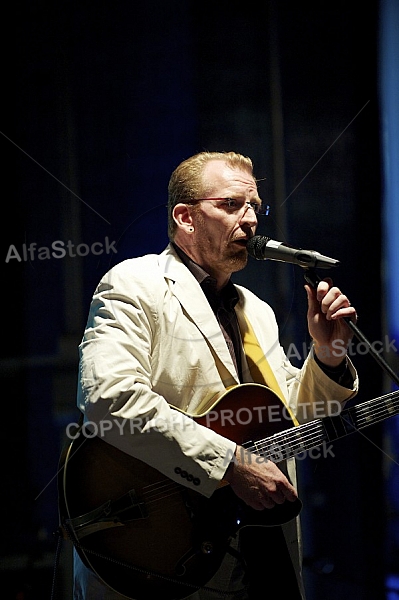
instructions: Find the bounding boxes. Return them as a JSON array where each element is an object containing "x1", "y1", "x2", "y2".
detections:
[
  {"x1": 246, "y1": 235, "x2": 399, "y2": 385},
  {"x1": 246, "y1": 234, "x2": 357, "y2": 368}
]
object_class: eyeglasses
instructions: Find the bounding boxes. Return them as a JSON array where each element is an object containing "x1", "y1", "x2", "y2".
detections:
[{"x1": 187, "y1": 197, "x2": 270, "y2": 216}]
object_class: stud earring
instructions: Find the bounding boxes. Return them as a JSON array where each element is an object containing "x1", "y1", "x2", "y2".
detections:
[{"x1": 189, "y1": 227, "x2": 194, "y2": 232}]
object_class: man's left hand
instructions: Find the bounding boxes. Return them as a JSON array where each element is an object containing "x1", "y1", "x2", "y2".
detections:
[{"x1": 305, "y1": 279, "x2": 357, "y2": 368}]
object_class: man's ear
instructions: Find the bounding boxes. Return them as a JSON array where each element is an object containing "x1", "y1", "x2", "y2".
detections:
[{"x1": 172, "y1": 203, "x2": 193, "y2": 230}]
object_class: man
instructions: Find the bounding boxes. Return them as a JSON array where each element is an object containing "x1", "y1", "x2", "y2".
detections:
[{"x1": 72, "y1": 151, "x2": 358, "y2": 599}]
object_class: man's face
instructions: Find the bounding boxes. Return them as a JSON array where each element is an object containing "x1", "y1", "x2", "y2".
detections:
[{"x1": 187, "y1": 160, "x2": 261, "y2": 287}]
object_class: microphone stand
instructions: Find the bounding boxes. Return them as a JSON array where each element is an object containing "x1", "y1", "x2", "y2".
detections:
[{"x1": 303, "y1": 267, "x2": 399, "y2": 388}]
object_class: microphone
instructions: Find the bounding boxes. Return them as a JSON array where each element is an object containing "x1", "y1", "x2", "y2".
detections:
[{"x1": 247, "y1": 235, "x2": 340, "y2": 269}]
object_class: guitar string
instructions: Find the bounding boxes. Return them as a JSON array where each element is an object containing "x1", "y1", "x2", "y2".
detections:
[
  {"x1": 253, "y1": 421, "x2": 326, "y2": 460},
  {"x1": 142, "y1": 478, "x2": 180, "y2": 495},
  {"x1": 144, "y1": 486, "x2": 183, "y2": 504},
  {"x1": 351, "y1": 397, "x2": 399, "y2": 424},
  {"x1": 137, "y1": 423, "x2": 323, "y2": 506},
  {"x1": 254, "y1": 397, "x2": 399, "y2": 461},
  {"x1": 141, "y1": 481, "x2": 183, "y2": 500},
  {"x1": 140, "y1": 419, "x2": 345, "y2": 502},
  {"x1": 343, "y1": 398, "x2": 399, "y2": 431},
  {"x1": 137, "y1": 423, "x2": 325, "y2": 510},
  {"x1": 266, "y1": 393, "x2": 399, "y2": 453},
  {"x1": 136, "y1": 395, "x2": 399, "y2": 507},
  {"x1": 144, "y1": 491, "x2": 186, "y2": 513},
  {"x1": 242, "y1": 393, "x2": 399, "y2": 461},
  {"x1": 256, "y1": 424, "x2": 326, "y2": 458},
  {"x1": 253, "y1": 397, "x2": 399, "y2": 461},
  {"x1": 139, "y1": 441, "x2": 318, "y2": 512},
  {"x1": 241, "y1": 391, "x2": 399, "y2": 461}
]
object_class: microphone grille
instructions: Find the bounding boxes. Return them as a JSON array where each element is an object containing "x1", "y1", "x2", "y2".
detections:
[{"x1": 246, "y1": 235, "x2": 269, "y2": 260}]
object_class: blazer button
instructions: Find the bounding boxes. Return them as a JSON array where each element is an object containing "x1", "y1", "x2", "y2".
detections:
[
  {"x1": 187, "y1": 474, "x2": 193, "y2": 482},
  {"x1": 174, "y1": 467, "x2": 181, "y2": 475},
  {"x1": 193, "y1": 478, "x2": 200, "y2": 486}
]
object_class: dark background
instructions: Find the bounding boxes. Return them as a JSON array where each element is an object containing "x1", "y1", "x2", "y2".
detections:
[{"x1": 2, "y1": 1, "x2": 399, "y2": 599}]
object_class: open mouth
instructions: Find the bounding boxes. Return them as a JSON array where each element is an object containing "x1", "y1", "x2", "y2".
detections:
[{"x1": 232, "y1": 238, "x2": 249, "y2": 247}]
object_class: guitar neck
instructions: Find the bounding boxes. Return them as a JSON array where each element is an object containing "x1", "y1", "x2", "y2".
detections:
[{"x1": 252, "y1": 389, "x2": 399, "y2": 463}]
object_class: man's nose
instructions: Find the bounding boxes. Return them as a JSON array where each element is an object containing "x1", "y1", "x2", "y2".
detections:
[{"x1": 240, "y1": 202, "x2": 258, "y2": 226}]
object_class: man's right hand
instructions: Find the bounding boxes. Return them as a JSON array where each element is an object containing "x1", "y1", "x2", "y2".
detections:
[{"x1": 223, "y1": 445, "x2": 298, "y2": 511}]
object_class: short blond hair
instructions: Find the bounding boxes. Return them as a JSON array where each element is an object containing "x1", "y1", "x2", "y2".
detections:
[{"x1": 167, "y1": 151, "x2": 254, "y2": 240}]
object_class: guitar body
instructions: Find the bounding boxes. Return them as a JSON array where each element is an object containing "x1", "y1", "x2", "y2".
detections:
[{"x1": 59, "y1": 384, "x2": 302, "y2": 599}]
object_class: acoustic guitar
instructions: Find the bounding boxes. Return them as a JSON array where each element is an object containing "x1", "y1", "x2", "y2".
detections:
[{"x1": 58, "y1": 382, "x2": 399, "y2": 599}]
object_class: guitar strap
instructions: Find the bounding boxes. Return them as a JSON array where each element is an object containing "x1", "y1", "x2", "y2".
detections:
[{"x1": 235, "y1": 304, "x2": 299, "y2": 427}]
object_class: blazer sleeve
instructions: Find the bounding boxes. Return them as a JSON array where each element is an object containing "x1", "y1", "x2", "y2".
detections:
[{"x1": 77, "y1": 258, "x2": 236, "y2": 499}]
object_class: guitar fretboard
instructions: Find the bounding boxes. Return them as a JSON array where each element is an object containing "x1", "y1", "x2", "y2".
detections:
[{"x1": 251, "y1": 389, "x2": 399, "y2": 463}]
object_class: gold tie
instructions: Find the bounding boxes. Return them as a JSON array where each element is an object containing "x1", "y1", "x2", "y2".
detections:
[{"x1": 235, "y1": 305, "x2": 299, "y2": 426}]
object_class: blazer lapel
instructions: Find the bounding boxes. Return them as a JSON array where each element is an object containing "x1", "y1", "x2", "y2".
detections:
[{"x1": 159, "y1": 246, "x2": 240, "y2": 384}]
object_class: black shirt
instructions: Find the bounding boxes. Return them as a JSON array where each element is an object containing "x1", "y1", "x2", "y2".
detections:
[{"x1": 173, "y1": 243, "x2": 243, "y2": 380}]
